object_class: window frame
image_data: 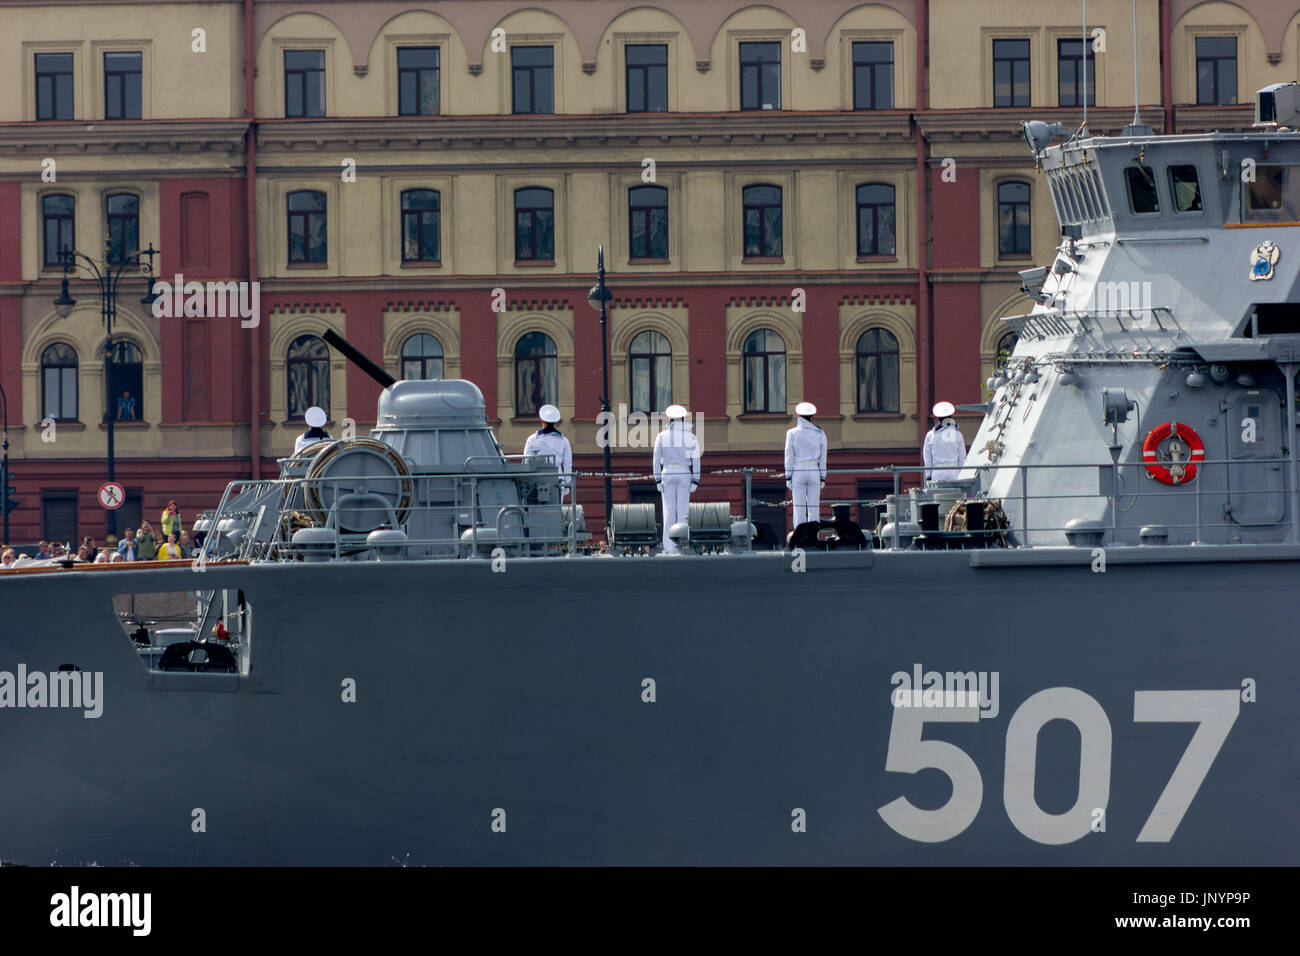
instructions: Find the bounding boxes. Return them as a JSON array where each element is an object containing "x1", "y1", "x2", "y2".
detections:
[
  {"x1": 109, "y1": 340, "x2": 144, "y2": 423},
  {"x1": 742, "y1": 184, "x2": 783, "y2": 259},
  {"x1": 34, "y1": 51, "x2": 75, "y2": 121},
  {"x1": 852, "y1": 41, "x2": 894, "y2": 110},
  {"x1": 1167, "y1": 164, "x2": 1204, "y2": 215},
  {"x1": 1056, "y1": 37, "x2": 1096, "y2": 108},
  {"x1": 628, "y1": 185, "x2": 669, "y2": 260},
  {"x1": 286, "y1": 190, "x2": 328, "y2": 265},
  {"x1": 285, "y1": 333, "x2": 330, "y2": 419},
  {"x1": 511, "y1": 45, "x2": 555, "y2": 115},
  {"x1": 855, "y1": 328, "x2": 900, "y2": 414},
  {"x1": 992, "y1": 38, "x2": 1031, "y2": 108},
  {"x1": 742, "y1": 328, "x2": 786, "y2": 414},
  {"x1": 40, "y1": 342, "x2": 79, "y2": 423},
  {"x1": 105, "y1": 192, "x2": 139, "y2": 265},
  {"x1": 856, "y1": 183, "x2": 897, "y2": 258},
  {"x1": 997, "y1": 180, "x2": 1033, "y2": 256},
  {"x1": 400, "y1": 188, "x2": 441, "y2": 263},
  {"x1": 399, "y1": 333, "x2": 445, "y2": 381},
  {"x1": 103, "y1": 50, "x2": 143, "y2": 120},
  {"x1": 628, "y1": 329, "x2": 672, "y2": 414},
  {"x1": 1195, "y1": 36, "x2": 1237, "y2": 106},
  {"x1": 1124, "y1": 165, "x2": 1161, "y2": 216},
  {"x1": 42, "y1": 193, "x2": 75, "y2": 268},
  {"x1": 396, "y1": 46, "x2": 440, "y2": 116},
  {"x1": 513, "y1": 331, "x2": 558, "y2": 417},
  {"x1": 284, "y1": 49, "x2": 326, "y2": 118},
  {"x1": 739, "y1": 41, "x2": 782, "y2": 111},
  {"x1": 625, "y1": 43, "x2": 668, "y2": 113},
  {"x1": 513, "y1": 187, "x2": 555, "y2": 262}
]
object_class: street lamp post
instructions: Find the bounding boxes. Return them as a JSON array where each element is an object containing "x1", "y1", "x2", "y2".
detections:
[
  {"x1": 53, "y1": 240, "x2": 158, "y2": 538},
  {"x1": 586, "y1": 246, "x2": 614, "y2": 541},
  {"x1": 1, "y1": 383, "x2": 10, "y2": 546}
]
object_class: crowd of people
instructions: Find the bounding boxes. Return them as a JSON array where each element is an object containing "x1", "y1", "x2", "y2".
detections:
[{"x1": 0, "y1": 499, "x2": 197, "y2": 569}]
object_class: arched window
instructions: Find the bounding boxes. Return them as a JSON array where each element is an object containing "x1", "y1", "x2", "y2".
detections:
[
  {"x1": 997, "y1": 182, "x2": 1032, "y2": 256},
  {"x1": 628, "y1": 186, "x2": 668, "y2": 259},
  {"x1": 856, "y1": 184, "x2": 896, "y2": 257},
  {"x1": 401, "y1": 333, "x2": 444, "y2": 380},
  {"x1": 109, "y1": 341, "x2": 143, "y2": 422},
  {"x1": 40, "y1": 343, "x2": 78, "y2": 422},
  {"x1": 855, "y1": 328, "x2": 900, "y2": 413},
  {"x1": 287, "y1": 190, "x2": 327, "y2": 264},
  {"x1": 401, "y1": 189, "x2": 440, "y2": 262},
  {"x1": 42, "y1": 194, "x2": 75, "y2": 268},
  {"x1": 514, "y1": 187, "x2": 554, "y2": 261},
  {"x1": 629, "y1": 329, "x2": 671, "y2": 413},
  {"x1": 996, "y1": 331, "x2": 1019, "y2": 364},
  {"x1": 742, "y1": 328, "x2": 785, "y2": 413},
  {"x1": 106, "y1": 193, "x2": 138, "y2": 264},
  {"x1": 742, "y1": 184, "x2": 782, "y2": 257},
  {"x1": 514, "y1": 331, "x2": 557, "y2": 416},
  {"x1": 286, "y1": 334, "x2": 329, "y2": 418}
]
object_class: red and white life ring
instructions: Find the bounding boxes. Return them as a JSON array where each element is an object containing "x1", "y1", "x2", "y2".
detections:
[{"x1": 1142, "y1": 422, "x2": 1205, "y2": 485}]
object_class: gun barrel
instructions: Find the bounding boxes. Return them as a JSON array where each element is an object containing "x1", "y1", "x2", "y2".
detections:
[{"x1": 322, "y1": 329, "x2": 396, "y2": 389}]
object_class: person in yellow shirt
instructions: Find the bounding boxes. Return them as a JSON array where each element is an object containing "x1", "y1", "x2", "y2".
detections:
[
  {"x1": 158, "y1": 532, "x2": 183, "y2": 561},
  {"x1": 160, "y1": 500, "x2": 183, "y2": 540}
]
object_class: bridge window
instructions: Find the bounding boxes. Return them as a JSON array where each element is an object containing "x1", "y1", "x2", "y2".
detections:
[
  {"x1": 1125, "y1": 165, "x2": 1160, "y2": 214},
  {"x1": 1245, "y1": 166, "x2": 1300, "y2": 222},
  {"x1": 1168, "y1": 165, "x2": 1203, "y2": 213}
]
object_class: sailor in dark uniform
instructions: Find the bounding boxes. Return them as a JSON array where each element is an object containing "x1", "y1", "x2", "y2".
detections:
[{"x1": 294, "y1": 406, "x2": 332, "y2": 454}]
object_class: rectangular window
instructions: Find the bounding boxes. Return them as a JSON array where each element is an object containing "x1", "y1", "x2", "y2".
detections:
[
  {"x1": 512, "y1": 46, "x2": 554, "y2": 114},
  {"x1": 626, "y1": 44, "x2": 668, "y2": 112},
  {"x1": 284, "y1": 50, "x2": 325, "y2": 117},
  {"x1": 42, "y1": 492, "x2": 78, "y2": 544},
  {"x1": 1168, "y1": 165, "x2": 1203, "y2": 213},
  {"x1": 852, "y1": 41, "x2": 893, "y2": 110},
  {"x1": 1057, "y1": 38, "x2": 1095, "y2": 107},
  {"x1": 1244, "y1": 165, "x2": 1300, "y2": 222},
  {"x1": 1125, "y1": 165, "x2": 1160, "y2": 214},
  {"x1": 992, "y1": 39, "x2": 1030, "y2": 107},
  {"x1": 740, "y1": 42, "x2": 781, "y2": 110},
  {"x1": 997, "y1": 182, "x2": 1032, "y2": 255},
  {"x1": 42, "y1": 194, "x2": 75, "y2": 267},
  {"x1": 397, "y1": 46, "x2": 439, "y2": 116},
  {"x1": 35, "y1": 52, "x2": 74, "y2": 120},
  {"x1": 104, "y1": 51, "x2": 142, "y2": 119},
  {"x1": 1196, "y1": 37, "x2": 1236, "y2": 106}
]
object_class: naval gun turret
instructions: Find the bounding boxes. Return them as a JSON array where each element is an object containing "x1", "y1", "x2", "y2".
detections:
[{"x1": 198, "y1": 331, "x2": 575, "y2": 563}]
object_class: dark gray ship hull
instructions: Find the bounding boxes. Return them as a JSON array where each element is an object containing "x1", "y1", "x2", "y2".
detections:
[{"x1": 0, "y1": 546, "x2": 1295, "y2": 865}]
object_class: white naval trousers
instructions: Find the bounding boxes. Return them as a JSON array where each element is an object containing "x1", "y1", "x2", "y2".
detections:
[
  {"x1": 659, "y1": 471, "x2": 693, "y2": 552},
  {"x1": 791, "y1": 471, "x2": 821, "y2": 526}
]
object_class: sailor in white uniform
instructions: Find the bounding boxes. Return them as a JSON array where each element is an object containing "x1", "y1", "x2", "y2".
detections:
[
  {"x1": 522, "y1": 404, "x2": 573, "y2": 499},
  {"x1": 653, "y1": 404, "x2": 700, "y2": 553},
  {"x1": 784, "y1": 401, "x2": 827, "y2": 526},
  {"x1": 923, "y1": 401, "x2": 967, "y2": 482},
  {"x1": 294, "y1": 406, "x2": 332, "y2": 455}
]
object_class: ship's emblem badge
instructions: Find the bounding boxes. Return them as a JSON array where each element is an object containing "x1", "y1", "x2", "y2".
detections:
[{"x1": 1250, "y1": 240, "x2": 1280, "y2": 281}]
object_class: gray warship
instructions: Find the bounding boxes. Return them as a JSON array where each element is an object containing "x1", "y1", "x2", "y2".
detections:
[{"x1": 2, "y1": 85, "x2": 1300, "y2": 866}]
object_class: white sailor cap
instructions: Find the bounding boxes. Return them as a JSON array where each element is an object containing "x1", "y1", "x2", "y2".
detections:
[
  {"x1": 795, "y1": 401, "x2": 817, "y2": 417},
  {"x1": 932, "y1": 401, "x2": 956, "y2": 418},
  {"x1": 539, "y1": 404, "x2": 562, "y2": 423},
  {"x1": 305, "y1": 406, "x2": 327, "y2": 428},
  {"x1": 664, "y1": 404, "x2": 688, "y2": 420}
]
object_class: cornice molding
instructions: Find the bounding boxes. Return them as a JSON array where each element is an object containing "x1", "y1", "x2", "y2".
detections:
[{"x1": 0, "y1": 120, "x2": 248, "y2": 156}]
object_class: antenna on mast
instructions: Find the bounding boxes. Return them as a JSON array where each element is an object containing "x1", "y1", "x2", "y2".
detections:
[
  {"x1": 1122, "y1": 0, "x2": 1154, "y2": 135},
  {"x1": 1081, "y1": 0, "x2": 1088, "y2": 132}
]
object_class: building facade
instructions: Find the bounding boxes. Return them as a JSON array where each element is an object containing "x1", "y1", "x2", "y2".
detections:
[{"x1": 0, "y1": 0, "x2": 1293, "y2": 544}]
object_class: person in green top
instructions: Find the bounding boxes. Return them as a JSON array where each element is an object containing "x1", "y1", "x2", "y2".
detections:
[
  {"x1": 160, "y1": 500, "x2": 183, "y2": 540},
  {"x1": 136, "y1": 520, "x2": 158, "y2": 561}
]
